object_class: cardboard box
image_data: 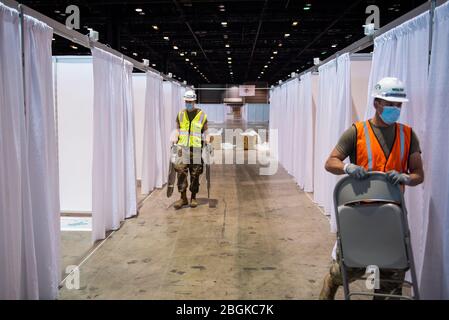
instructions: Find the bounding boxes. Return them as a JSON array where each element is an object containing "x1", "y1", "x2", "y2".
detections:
[{"x1": 210, "y1": 133, "x2": 222, "y2": 150}]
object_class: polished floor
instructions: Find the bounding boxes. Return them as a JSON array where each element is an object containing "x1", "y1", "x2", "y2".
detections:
[{"x1": 59, "y1": 119, "x2": 340, "y2": 300}]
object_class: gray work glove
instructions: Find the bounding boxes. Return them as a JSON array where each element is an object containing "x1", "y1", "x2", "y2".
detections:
[
  {"x1": 386, "y1": 170, "x2": 411, "y2": 186},
  {"x1": 344, "y1": 163, "x2": 368, "y2": 180}
]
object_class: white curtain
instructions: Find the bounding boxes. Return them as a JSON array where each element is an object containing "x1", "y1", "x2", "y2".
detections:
[
  {"x1": 123, "y1": 61, "x2": 137, "y2": 218},
  {"x1": 0, "y1": 4, "x2": 60, "y2": 299},
  {"x1": 313, "y1": 54, "x2": 352, "y2": 231},
  {"x1": 297, "y1": 72, "x2": 314, "y2": 192},
  {"x1": 142, "y1": 72, "x2": 164, "y2": 192},
  {"x1": 313, "y1": 60, "x2": 337, "y2": 213},
  {"x1": 278, "y1": 84, "x2": 288, "y2": 169},
  {"x1": 420, "y1": 2, "x2": 449, "y2": 300},
  {"x1": 284, "y1": 79, "x2": 299, "y2": 175},
  {"x1": 91, "y1": 47, "x2": 137, "y2": 242},
  {"x1": 269, "y1": 87, "x2": 281, "y2": 149},
  {"x1": 364, "y1": 11, "x2": 430, "y2": 290}
]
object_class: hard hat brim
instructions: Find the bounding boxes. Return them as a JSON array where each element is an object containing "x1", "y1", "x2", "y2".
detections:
[
  {"x1": 372, "y1": 94, "x2": 409, "y2": 103},
  {"x1": 184, "y1": 98, "x2": 196, "y2": 102}
]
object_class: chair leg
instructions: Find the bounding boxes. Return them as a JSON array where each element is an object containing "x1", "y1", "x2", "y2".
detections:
[
  {"x1": 405, "y1": 236, "x2": 420, "y2": 300},
  {"x1": 340, "y1": 262, "x2": 351, "y2": 300}
]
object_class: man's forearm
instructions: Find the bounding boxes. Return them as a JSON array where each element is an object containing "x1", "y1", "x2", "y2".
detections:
[
  {"x1": 407, "y1": 171, "x2": 424, "y2": 187},
  {"x1": 325, "y1": 157, "x2": 346, "y2": 175}
]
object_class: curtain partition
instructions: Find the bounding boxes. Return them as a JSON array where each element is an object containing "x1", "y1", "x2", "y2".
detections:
[
  {"x1": 141, "y1": 78, "x2": 184, "y2": 193},
  {"x1": 0, "y1": 4, "x2": 60, "y2": 299},
  {"x1": 297, "y1": 73, "x2": 314, "y2": 193},
  {"x1": 313, "y1": 60, "x2": 337, "y2": 214},
  {"x1": 364, "y1": 11, "x2": 431, "y2": 293},
  {"x1": 420, "y1": 1, "x2": 449, "y2": 300},
  {"x1": 312, "y1": 54, "x2": 352, "y2": 231},
  {"x1": 123, "y1": 61, "x2": 137, "y2": 218},
  {"x1": 91, "y1": 47, "x2": 137, "y2": 242},
  {"x1": 141, "y1": 72, "x2": 164, "y2": 193}
]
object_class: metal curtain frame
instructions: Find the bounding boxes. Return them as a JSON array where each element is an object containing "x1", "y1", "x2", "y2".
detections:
[
  {"x1": 1, "y1": 0, "x2": 188, "y2": 88},
  {"x1": 272, "y1": 0, "x2": 447, "y2": 89}
]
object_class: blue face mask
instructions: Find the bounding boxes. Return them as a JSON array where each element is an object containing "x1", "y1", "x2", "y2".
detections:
[
  {"x1": 380, "y1": 106, "x2": 401, "y2": 125},
  {"x1": 186, "y1": 102, "x2": 194, "y2": 111}
]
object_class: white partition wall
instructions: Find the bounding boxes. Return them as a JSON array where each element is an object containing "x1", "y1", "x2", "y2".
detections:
[
  {"x1": 53, "y1": 56, "x2": 93, "y2": 213},
  {"x1": 198, "y1": 104, "x2": 226, "y2": 123},
  {"x1": 242, "y1": 103, "x2": 270, "y2": 123},
  {"x1": 350, "y1": 57, "x2": 372, "y2": 121}
]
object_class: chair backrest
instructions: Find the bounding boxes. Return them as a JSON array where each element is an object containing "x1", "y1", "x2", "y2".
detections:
[
  {"x1": 334, "y1": 173, "x2": 409, "y2": 270},
  {"x1": 334, "y1": 172, "x2": 403, "y2": 207}
]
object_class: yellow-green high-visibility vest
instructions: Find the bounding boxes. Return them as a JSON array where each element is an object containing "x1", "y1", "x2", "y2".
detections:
[{"x1": 177, "y1": 109, "x2": 207, "y2": 148}]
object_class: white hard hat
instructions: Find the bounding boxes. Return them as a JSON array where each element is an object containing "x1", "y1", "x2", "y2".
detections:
[
  {"x1": 184, "y1": 90, "x2": 197, "y2": 101},
  {"x1": 372, "y1": 77, "x2": 409, "y2": 103}
]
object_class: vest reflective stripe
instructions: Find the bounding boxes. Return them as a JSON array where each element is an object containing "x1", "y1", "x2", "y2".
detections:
[
  {"x1": 363, "y1": 121, "x2": 374, "y2": 171},
  {"x1": 399, "y1": 124, "x2": 405, "y2": 164},
  {"x1": 177, "y1": 109, "x2": 207, "y2": 147},
  {"x1": 355, "y1": 121, "x2": 411, "y2": 173}
]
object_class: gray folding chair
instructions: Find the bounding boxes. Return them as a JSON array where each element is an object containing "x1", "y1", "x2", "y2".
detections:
[{"x1": 333, "y1": 172, "x2": 420, "y2": 300}]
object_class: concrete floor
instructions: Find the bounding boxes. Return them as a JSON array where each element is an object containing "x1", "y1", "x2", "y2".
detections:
[
  {"x1": 59, "y1": 161, "x2": 340, "y2": 299},
  {"x1": 60, "y1": 186, "x2": 150, "y2": 279},
  {"x1": 58, "y1": 119, "x2": 368, "y2": 300}
]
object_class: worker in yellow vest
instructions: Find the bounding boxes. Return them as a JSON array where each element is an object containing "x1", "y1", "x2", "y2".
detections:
[
  {"x1": 319, "y1": 77, "x2": 425, "y2": 299},
  {"x1": 173, "y1": 90, "x2": 212, "y2": 209}
]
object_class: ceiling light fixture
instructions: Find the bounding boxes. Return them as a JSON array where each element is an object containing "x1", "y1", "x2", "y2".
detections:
[
  {"x1": 221, "y1": 22, "x2": 228, "y2": 26},
  {"x1": 152, "y1": 25, "x2": 159, "y2": 30},
  {"x1": 70, "y1": 45, "x2": 78, "y2": 49},
  {"x1": 135, "y1": 8, "x2": 143, "y2": 12},
  {"x1": 273, "y1": 51, "x2": 278, "y2": 54},
  {"x1": 185, "y1": 58, "x2": 190, "y2": 61},
  {"x1": 133, "y1": 52, "x2": 138, "y2": 56},
  {"x1": 331, "y1": 44, "x2": 338, "y2": 48},
  {"x1": 173, "y1": 45, "x2": 179, "y2": 50},
  {"x1": 292, "y1": 21, "x2": 299, "y2": 26},
  {"x1": 225, "y1": 44, "x2": 230, "y2": 48},
  {"x1": 164, "y1": 36, "x2": 169, "y2": 40},
  {"x1": 284, "y1": 33, "x2": 290, "y2": 37}
]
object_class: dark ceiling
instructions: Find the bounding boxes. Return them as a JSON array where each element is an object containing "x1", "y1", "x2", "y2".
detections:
[{"x1": 20, "y1": 0, "x2": 427, "y2": 86}]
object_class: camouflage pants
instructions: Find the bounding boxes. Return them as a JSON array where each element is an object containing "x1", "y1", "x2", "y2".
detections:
[
  {"x1": 174, "y1": 163, "x2": 203, "y2": 194},
  {"x1": 319, "y1": 251, "x2": 405, "y2": 300}
]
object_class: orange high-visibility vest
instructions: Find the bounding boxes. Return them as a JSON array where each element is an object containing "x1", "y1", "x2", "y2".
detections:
[{"x1": 354, "y1": 121, "x2": 412, "y2": 173}]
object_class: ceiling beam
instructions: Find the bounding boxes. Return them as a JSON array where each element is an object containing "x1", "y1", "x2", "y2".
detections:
[
  {"x1": 172, "y1": 0, "x2": 218, "y2": 82},
  {"x1": 268, "y1": 0, "x2": 363, "y2": 83},
  {"x1": 244, "y1": 0, "x2": 268, "y2": 81}
]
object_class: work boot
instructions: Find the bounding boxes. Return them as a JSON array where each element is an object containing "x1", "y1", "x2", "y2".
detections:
[
  {"x1": 319, "y1": 274, "x2": 339, "y2": 300},
  {"x1": 174, "y1": 192, "x2": 188, "y2": 210},
  {"x1": 190, "y1": 194, "x2": 198, "y2": 208}
]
